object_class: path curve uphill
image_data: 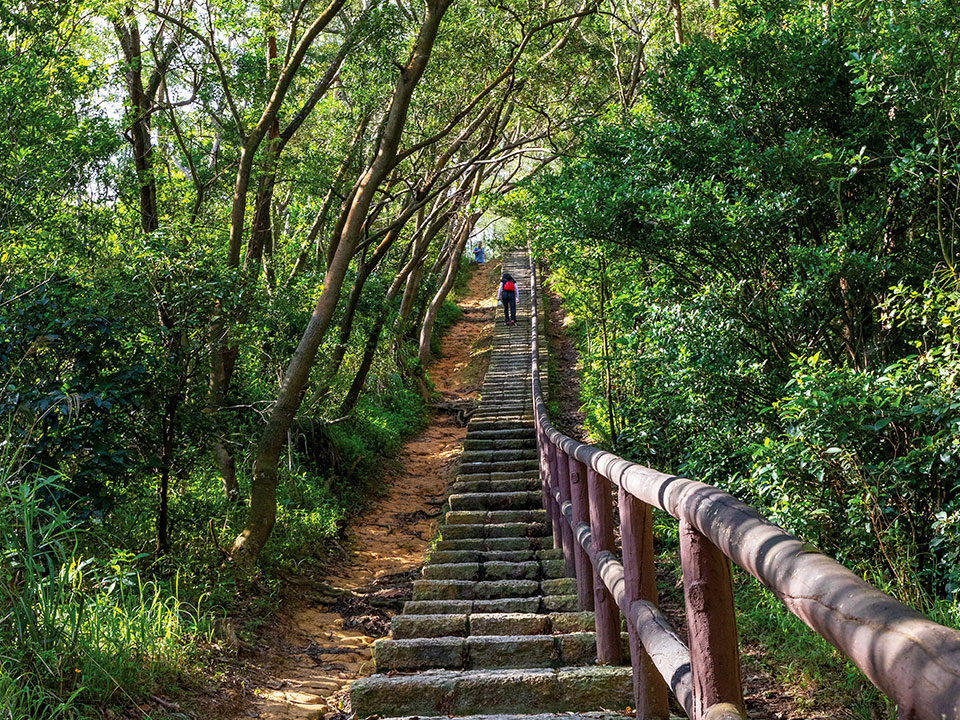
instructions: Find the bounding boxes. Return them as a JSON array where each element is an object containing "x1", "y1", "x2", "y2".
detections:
[{"x1": 350, "y1": 251, "x2": 634, "y2": 720}]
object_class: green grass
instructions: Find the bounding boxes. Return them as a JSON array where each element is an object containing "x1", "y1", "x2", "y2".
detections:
[
  {"x1": 0, "y1": 476, "x2": 212, "y2": 719},
  {"x1": 647, "y1": 509, "x2": 903, "y2": 718},
  {"x1": 732, "y1": 571, "x2": 894, "y2": 719}
]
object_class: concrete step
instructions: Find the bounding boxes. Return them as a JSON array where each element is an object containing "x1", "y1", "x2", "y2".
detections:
[
  {"x1": 444, "y1": 509, "x2": 547, "y2": 526},
  {"x1": 412, "y1": 578, "x2": 576, "y2": 601},
  {"x1": 350, "y1": 666, "x2": 633, "y2": 717},
  {"x1": 403, "y1": 594, "x2": 578, "y2": 615},
  {"x1": 374, "y1": 632, "x2": 629, "y2": 672},
  {"x1": 434, "y1": 536, "x2": 551, "y2": 552},
  {"x1": 440, "y1": 521, "x2": 550, "y2": 540},
  {"x1": 421, "y1": 558, "x2": 565, "y2": 581},
  {"x1": 391, "y1": 611, "x2": 597, "y2": 639},
  {"x1": 427, "y1": 548, "x2": 562, "y2": 564},
  {"x1": 451, "y1": 477, "x2": 541, "y2": 494},
  {"x1": 448, "y1": 491, "x2": 542, "y2": 511}
]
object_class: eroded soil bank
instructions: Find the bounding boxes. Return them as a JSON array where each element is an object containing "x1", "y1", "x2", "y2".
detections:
[{"x1": 201, "y1": 261, "x2": 499, "y2": 720}]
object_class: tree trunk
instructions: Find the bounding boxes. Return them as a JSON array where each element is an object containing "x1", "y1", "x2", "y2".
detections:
[
  {"x1": 113, "y1": 10, "x2": 163, "y2": 233},
  {"x1": 418, "y1": 213, "x2": 476, "y2": 365},
  {"x1": 230, "y1": 0, "x2": 453, "y2": 569},
  {"x1": 227, "y1": 0, "x2": 348, "y2": 266},
  {"x1": 288, "y1": 113, "x2": 371, "y2": 282},
  {"x1": 670, "y1": 0, "x2": 684, "y2": 46},
  {"x1": 339, "y1": 234, "x2": 431, "y2": 415}
]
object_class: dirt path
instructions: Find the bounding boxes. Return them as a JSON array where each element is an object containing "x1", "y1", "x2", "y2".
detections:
[{"x1": 237, "y1": 261, "x2": 499, "y2": 720}]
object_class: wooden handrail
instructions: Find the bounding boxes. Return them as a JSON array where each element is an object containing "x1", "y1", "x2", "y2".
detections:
[{"x1": 526, "y1": 250, "x2": 960, "y2": 720}]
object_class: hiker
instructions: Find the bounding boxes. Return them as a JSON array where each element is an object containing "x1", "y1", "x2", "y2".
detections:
[
  {"x1": 473, "y1": 242, "x2": 485, "y2": 263},
  {"x1": 496, "y1": 272, "x2": 517, "y2": 326}
]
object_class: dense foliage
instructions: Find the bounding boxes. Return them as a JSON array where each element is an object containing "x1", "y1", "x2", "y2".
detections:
[
  {"x1": 511, "y1": 0, "x2": 960, "y2": 603},
  {"x1": 6, "y1": 0, "x2": 960, "y2": 713},
  {"x1": 0, "y1": 0, "x2": 636, "y2": 713}
]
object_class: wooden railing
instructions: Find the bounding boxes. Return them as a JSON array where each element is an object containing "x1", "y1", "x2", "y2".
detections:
[{"x1": 527, "y1": 253, "x2": 960, "y2": 720}]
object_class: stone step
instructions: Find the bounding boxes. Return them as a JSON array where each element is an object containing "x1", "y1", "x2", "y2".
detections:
[
  {"x1": 427, "y1": 548, "x2": 562, "y2": 564},
  {"x1": 451, "y1": 477, "x2": 541, "y2": 494},
  {"x1": 460, "y1": 449, "x2": 538, "y2": 464},
  {"x1": 374, "y1": 632, "x2": 629, "y2": 672},
  {"x1": 468, "y1": 420, "x2": 535, "y2": 432},
  {"x1": 350, "y1": 666, "x2": 633, "y2": 717},
  {"x1": 372, "y1": 713, "x2": 635, "y2": 720},
  {"x1": 412, "y1": 578, "x2": 576, "y2": 601},
  {"x1": 448, "y1": 491, "x2": 542, "y2": 511},
  {"x1": 403, "y1": 594, "x2": 578, "y2": 615},
  {"x1": 391, "y1": 611, "x2": 597, "y2": 639},
  {"x1": 421, "y1": 558, "x2": 565, "y2": 581},
  {"x1": 462, "y1": 437, "x2": 536, "y2": 451},
  {"x1": 444, "y1": 509, "x2": 547, "y2": 526},
  {"x1": 476, "y1": 403, "x2": 533, "y2": 410},
  {"x1": 434, "y1": 536, "x2": 551, "y2": 552},
  {"x1": 470, "y1": 415, "x2": 535, "y2": 424},
  {"x1": 455, "y1": 470, "x2": 538, "y2": 483},
  {"x1": 441, "y1": 521, "x2": 549, "y2": 540},
  {"x1": 464, "y1": 428, "x2": 536, "y2": 441},
  {"x1": 459, "y1": 460, "x2": 539, "y2": 475}
]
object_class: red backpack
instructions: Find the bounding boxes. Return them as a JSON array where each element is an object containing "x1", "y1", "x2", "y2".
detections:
[{"x1": 503, "y1": 280, "x2": 516, "y2": 292}]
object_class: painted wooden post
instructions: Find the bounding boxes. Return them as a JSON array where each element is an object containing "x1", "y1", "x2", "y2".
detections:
[
  {"x1": 584, "y1": 465, "x2": 621, "y2": 664},
  {"x1": 679, "y1": 519, "x2": 746, "y2": 720},
  {"x1": 619, "y1": 486, "x2": 669, "y2": 719},
  {"x1": 546, "y1": 440, "x2": 563, "y2": 551},
  {"x1": 538, "y1": 424, "x2": 558, "y2": 541},
  {"x1": 567, "y1": 454, "x2": 595, "y2": 611},
  {"x1": 554, "y1": 444, "x2": 577, "y2": 577}
]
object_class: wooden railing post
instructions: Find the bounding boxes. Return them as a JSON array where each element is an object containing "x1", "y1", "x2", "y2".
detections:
[
  {"x1": 567, "y1": 454, "x2": 595, "y2": 611},
  {"x1": 546, "y1": 440, "x2": 563, "y2": 552},
  {"x1": 584, "y1": 465, "x2": 621, "y2": 664},
  {"x1": 619, "y1": 487, "x2": 670, "y2": 719},
  {"x1": 679, "y1": 519, "x2": 745, "y2": 720},
  {"x1": 554, "y1": 444, "x2": 577, "y2": 577},
  {"x1": 538, "y1": 425, "x2": 558, "y2": 545}
]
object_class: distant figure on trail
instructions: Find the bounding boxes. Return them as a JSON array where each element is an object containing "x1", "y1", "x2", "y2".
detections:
[
  {"x1": 473, "y1": 242, "x2": 485, "y2": 263},
  {"x1": 497, "y1": 272, "x2": 517, "y2": 326}
]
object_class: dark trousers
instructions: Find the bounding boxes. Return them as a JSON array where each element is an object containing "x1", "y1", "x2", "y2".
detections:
[{"x1": 501, "y1": 291, "x2": 516, "y2": 323}]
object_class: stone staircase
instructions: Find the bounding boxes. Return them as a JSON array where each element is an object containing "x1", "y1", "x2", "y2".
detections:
[{"x1": 350, "y1": 253, "x2": 633, "y2": 720}]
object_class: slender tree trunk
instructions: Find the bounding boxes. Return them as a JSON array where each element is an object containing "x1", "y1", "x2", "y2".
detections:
[
  {"x1": 215, "y1": 442, "x2": 239, "y2": 501},
  {"x1": 338, "y1": 212, "x2": 450, "y2": 410},
  {"x1": 339, "y1": 238, "x2": 428, "y2": 415},
  {"x1": 230, "y1": 0, "x2": 453, "y2": 569},
  {"x1": 114, "y1": 11, "x2": 160, "y2": 233},
  {"x1": 597, "y1": 257, "x2": 617, "y2": 449},
  {"x1": 670, "y1": 0, "x2": 684, "y2": 46},
  {"x1": 226, "y1": 0, "x2": 348, "y2": 266},
  {"x1": 418, "y1": 212, "x2": 477, "y2": 365},
  {"x1": 288, "y1": 115, "x2": 370, "y2": 281},
  {"x1": 245, "y1": 28, "x2": 282, "y2": 272}
]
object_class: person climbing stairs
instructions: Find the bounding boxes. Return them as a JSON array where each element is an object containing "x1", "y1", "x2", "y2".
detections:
[{"x1": 350, "y1": 251, "x2": 633, "y2": 719}]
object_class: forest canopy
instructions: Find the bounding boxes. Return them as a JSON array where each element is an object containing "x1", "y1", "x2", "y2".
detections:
[
  {"x1": 508, "y1": 0, "x2": 960, "y2": 602},
  {"x1": 3, "y1": 0, "x2": 960, "y2": 715}
]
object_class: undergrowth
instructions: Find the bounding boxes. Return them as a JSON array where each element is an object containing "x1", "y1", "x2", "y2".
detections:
[{"x1": 0, "y1": 475, "x2": 211, "y2": 719}]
